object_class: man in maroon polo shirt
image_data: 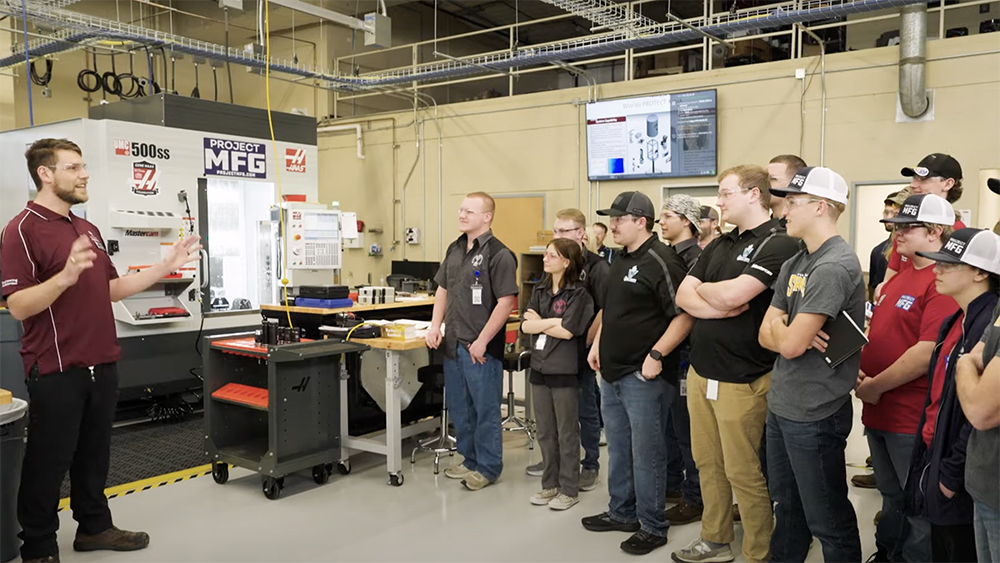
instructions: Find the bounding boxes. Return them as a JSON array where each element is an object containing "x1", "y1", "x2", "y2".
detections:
[{"x1": 1, "y1": 139, "x2": 202, "y2": 563}]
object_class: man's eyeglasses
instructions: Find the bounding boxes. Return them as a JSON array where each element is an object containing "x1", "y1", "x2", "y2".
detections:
[
  {"x1": 717, "y1": 187, "x2": 752, "y2": 199},
  {"x1": 933, "y1": 261, "x2": 968, "y2": 273},
  {"x1": 553, "y1": 227, "x2": 583, "y2": 235},
  {"x1": 785, "y1": 197, "x2": 823, "y2": 208},
  {"x1": 46, "y1": 163, "x2": 88, "y2": 173}
]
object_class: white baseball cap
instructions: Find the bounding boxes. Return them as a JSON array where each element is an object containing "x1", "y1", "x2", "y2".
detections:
[
  {"x1": 916, "y1": 228, "x2": 1000, "y2": 275},
  {"x1": 881, "y1": 193, "x2": 954, "y2": 226},
  {"x1": 769, "y1": 166, "x2": 849, "y2": 205}
]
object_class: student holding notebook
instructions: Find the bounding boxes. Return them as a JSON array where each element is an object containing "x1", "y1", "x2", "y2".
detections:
[{"x1": 759, "y1": 166, "x2": 866, "y2": 562}]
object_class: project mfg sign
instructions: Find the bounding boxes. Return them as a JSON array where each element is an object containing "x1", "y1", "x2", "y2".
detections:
[{"x1": 203, "y1": 138, "x2": 267, "y2": 179}]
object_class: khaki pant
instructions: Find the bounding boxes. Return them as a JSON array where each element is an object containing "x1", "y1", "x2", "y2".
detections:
[{"x1": 687, "y1": 368, "x2": 772, "y2": 563}]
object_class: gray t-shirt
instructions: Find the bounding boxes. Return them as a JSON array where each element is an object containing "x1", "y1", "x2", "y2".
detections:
[
  {"x1": 967, "y1": 301, "x2": 1000, "y2": 511},
  {"x1": 768, "y1": 236, "x2": 867, "y2": 422}
]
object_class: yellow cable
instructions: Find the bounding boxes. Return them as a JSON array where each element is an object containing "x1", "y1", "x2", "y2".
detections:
[
  {"x1": 263, "y1": 0, "x2": 294, "y2": 330},
  {"x1": 344, "y1": 322, "x2": 366, "y2": 341}
]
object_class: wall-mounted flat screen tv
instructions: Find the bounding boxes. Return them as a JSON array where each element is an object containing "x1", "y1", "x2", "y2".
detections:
[{"x1": 586, "y1": 89, "x2": 717, "y2": 181}]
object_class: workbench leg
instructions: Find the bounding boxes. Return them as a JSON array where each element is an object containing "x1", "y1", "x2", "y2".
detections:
[
  {"x1": 339, "y1": 372, "x2": 351, "y2": 464},
  {"x1": 385, "y1": 349, "x2": 404, "y2": 484}
]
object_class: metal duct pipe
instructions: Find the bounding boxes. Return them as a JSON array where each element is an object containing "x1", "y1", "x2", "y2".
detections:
[
  {"x1": 317, "y1": 124, "x2": 365, "y2": 159},
  {"x1": 899, "y1": 2, "x2": 929, "y2": 118}
]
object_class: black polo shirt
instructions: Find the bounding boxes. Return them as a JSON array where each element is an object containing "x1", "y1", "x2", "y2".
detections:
[
  {"x1": 434, "y1": 230, "x2": 518, "y2": 360},
  {"x1": 525, "y1": 282, "x2": 594, "y2": 386},
  {"x1": 672, "y1": 237, "x2": 702, "y2": 270},
  {"x1": 687, "y1": 217, "x2": 800, "y2": 383},
  {"x1": 600, "y1": 234, "x2": 688, "y2": 383},
  {"x1": 1, "y1": 202, "x2": 120, "y2": 377}
]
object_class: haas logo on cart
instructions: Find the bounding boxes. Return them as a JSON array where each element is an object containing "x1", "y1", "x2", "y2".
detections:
[
  {"x1": 131, "y1": 161, "x2": 160, "y2": 196},
  {"x1": 285, "y1": 148, "x2": 306, "y2": 173}
]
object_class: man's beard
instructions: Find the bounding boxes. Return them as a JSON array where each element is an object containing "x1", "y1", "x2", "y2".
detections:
[{"x1": 54, "y1": 183, "x2": 87, "y2": 205}]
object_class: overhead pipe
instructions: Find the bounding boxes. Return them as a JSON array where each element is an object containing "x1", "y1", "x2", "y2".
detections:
[
  {"x1": 317, "y1": 124, "x2": 365, "y2": 159},
  {"x1": 2, "y1": 0, "x2": 927, "y2": 91},
  {"x1": 798, "y1": 23, "x2": 827, "y2": 166},
  {"x1": 898, "y1": 2, "x2": 929, "y2": 118}
]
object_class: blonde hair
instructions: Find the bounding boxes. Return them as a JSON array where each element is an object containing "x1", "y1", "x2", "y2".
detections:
[
  {"x1": 556, "y1": 208, "x2": 586, "y2": 227},
  {"x1": 466, "y1": 191, "x2": 496, "y2": 214},
  {"x1": 718, "y1": 164, "x2": 772, "y2": 211}
]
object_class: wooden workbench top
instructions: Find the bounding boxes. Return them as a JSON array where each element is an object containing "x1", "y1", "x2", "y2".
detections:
[
  {"x1": 261, "y1": 296, "x2": 435, "y2": 316},
  {"x1": 357, "y1": 337, "x2": 429, "y2": 351}
]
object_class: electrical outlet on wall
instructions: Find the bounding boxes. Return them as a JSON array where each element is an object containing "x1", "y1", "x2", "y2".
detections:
[
  {"x1": 405, "y1": 228, "x2": 420, "y2": 245},
  {"x1": 795, "y1": 68, "x2": 806, "y2": 79}
]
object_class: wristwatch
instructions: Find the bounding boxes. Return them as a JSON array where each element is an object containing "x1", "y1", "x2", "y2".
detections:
[{"x1": 648, "y1": 349, "x2": 662, "y2": 361}]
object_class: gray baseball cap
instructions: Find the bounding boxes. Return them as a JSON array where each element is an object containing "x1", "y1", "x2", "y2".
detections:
[{"x1": 597, "y1": 191, "x2": 656, "y2": 220}]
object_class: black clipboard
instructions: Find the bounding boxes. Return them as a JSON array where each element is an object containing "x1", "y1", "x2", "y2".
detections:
[{"x1": 821, "y1": 311, "x2": 869, "y2": 369}]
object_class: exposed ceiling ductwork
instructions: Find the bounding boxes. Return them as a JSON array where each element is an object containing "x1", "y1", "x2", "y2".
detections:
[{"x1": 2, "y1": 0, "x2": 926, "y2": 93}]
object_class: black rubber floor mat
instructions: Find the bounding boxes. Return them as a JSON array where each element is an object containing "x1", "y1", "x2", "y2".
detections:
[{"x1": 59, "y1": 414, "x2": 205, "y2": 499}]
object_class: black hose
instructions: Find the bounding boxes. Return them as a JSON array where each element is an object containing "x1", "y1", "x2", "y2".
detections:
[
  {"x1": 101, "y1": 52, "x2": 122, "y2": 98},
  {"x1": 29, "y1": 58, "x2": 52, "y2": 86},
  {"x1": 212, "y1": 66, "x2": 218, "y2": 101},
  {"x1": 117, "y1": 51, "x2": 141, "y2": 98},
  {"x1": 190, "y1": 62, "x2": 200, "y2": 98},
  {"x1": 77, "y1": 50, "x2": 101, "y2": 93}
]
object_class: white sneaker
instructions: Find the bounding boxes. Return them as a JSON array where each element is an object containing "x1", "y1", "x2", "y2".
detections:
[
  {"x1": 530, "y1": 488, "x2": 560, "y2": 505},
  {"x1": 443, "y1": 464, "x2": 473, "y2": 480},
  {"x1": 548, "y1": 493, "x2": 580, "y2": 510},
  {"x1": 671, "y1": 538, "x2": 735, "y2": 563}
]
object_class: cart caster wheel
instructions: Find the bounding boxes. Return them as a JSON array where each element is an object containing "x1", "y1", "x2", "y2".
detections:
[
  {"x1": 388, "y1": 472, "x2": 404, "y2": 487},
  {"x1": 212, "y1": 463, "x2": 229, "y2": 485},
  {"x1": 336, "y1": 461, "x2": 351, "y2": 475},
  {"x1": 262, "y1": 477, "x2": 281, "y2": 500},
  {"x1": 312, "y1": 464, "x2": 330, "y2": 485}
]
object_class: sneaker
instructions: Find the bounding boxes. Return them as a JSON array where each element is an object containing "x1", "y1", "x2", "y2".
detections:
[
  {"x1": 599, "y1": 429, "x2": 607, "y2": 446},
  {"x1": 579, "y1": 467, "x2": 600, "y2": 491},
  {"x1": 622, "y1": 530, "x2": 668, "y2": 555},
  {"x1": 22, "y1": 556, "x2": 59, "y2": 563},
  {"x1": 444, "y1": 464, "x2": 473, "y2": 480},
  {"x1": 732, "y1": 503, "x2": 741, "y2": 522},
  {"x1": 671, "y1": 538, "x2": 735, "y2": 563},
  {"x1": 549, "y1": 493, "x2": 580, "y2": 511},
  {"x1": 665, "y1": 500, "x2": 704, "y2": 525},
  {"x1": 461, "y1": 471, "x2": 494, "y2": 491},
  {"x1": 665, "y1": 488, "x2": 683, "y2": 503},
  {"x1": 531, "y1": 488, "x2": 560, "y2": 505},
  {"x1": 525, "y1": 461, "x2": 543, "y2": 477},
  {"x1": 852, "y1": 473, "x2": 877, "y2": 488},
  {"x1": 581, "y1": 512, "x2": 641, "y2": 533},
  {"x1": 73, "y1": 526, "x2": 150, "y2": 552}
]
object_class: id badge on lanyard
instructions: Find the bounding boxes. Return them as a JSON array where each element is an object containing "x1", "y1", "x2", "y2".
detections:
[{"x1": 472, "y1": 270, "x2": 483, "y2": 306}]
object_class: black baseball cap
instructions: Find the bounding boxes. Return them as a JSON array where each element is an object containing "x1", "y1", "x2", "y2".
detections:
[
  {"x1": 988, "y1": 178, "x2": 999, "y2": 195},
  {"x1": 700, "y1": 205, "x2": 719, "y2": 221},
  {"x1": 916, "y1": 228, "x2": 1000, "y2": 274},
  {"x1": 901, "y1": 153, "x2": 963, "y2": 181},
  {"x1": 597, "y1": 191, "x2": 656, "y2": 220}
]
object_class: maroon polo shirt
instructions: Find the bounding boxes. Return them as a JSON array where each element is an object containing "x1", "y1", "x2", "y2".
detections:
[{"x1": 1, "y1": 201, "x2": 120, "y2": 376}]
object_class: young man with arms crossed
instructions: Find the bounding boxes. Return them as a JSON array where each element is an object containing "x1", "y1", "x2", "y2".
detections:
[
  {"x1": 672, "y1": 165, "x2": 800, "y2": 563},
  {"x1": 759, "y1": 166, "x2": 865, "y2": 563},
  {"x1": 427, "y1": 192, "x2": 519, "y2": 491}
]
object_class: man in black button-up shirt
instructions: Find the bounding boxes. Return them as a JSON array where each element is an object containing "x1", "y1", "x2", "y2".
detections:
[
  {"x1": 672, "y1": 165, "x2": 800, "y2": 563},
  {"x1": 580, "y1": 191, "x2": 690, "y2": 556},
  {"x1": 427, "y1": 192, "x2": 518, "y2": 491}
]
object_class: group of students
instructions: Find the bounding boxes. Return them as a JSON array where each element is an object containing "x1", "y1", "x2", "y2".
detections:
[{"x1": 426, "y1": 155, "x2": 1000, "y2": 563}]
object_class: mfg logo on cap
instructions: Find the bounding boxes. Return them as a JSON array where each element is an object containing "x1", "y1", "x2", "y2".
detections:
[{"x1": 943, "y1": 238, "x2": 966, "y2": 254}]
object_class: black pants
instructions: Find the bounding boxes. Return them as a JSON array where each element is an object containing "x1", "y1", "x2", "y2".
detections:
[
  {"x1": 931, "y1": 522, "x2": 978, "y2": 562},
  {"x1": 18, "y1": 363, "x2": 118, "y2": 559}
]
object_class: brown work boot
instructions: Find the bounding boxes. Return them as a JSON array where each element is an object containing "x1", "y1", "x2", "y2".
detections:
[
  {"x1": 22, "y1": 556, "x2": 60, "y2": 563},
  {"x1": 852, "y1": 473, "x2": 877, "y2": 489},
  {"x1": 73, "y1": 526, "x2": 150, "y2": 552},
  {"x1": 665, "y1": 500, "x2": 704, "y2": 525}
]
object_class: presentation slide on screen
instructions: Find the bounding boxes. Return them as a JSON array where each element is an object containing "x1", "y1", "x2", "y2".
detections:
[{"x1": 586, "y1": 90, "x2": 717, "y2": 181}]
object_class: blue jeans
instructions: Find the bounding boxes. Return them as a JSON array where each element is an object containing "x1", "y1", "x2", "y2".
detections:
[
  {"x1": 866, "y1": 428, "x2": 931, "y2": 563},
  {"x1": 975, "y1": 500, "x2": 1000, "y2": 563},
  {"x1": 665, "y1": 372, "x2": 701, "y2": 505},
  {"x1": 601, "y1": 373, "x2": 672, "y2": 537},
  {"x1": 443, "y1": 344, "x2": 503, "y2": 482},
  {"x1": 578, "y1": 370, "x2": 601, "y2": 471},
  {"x1": 768, "y1": 401, "x2": 861, "y2": 563}
]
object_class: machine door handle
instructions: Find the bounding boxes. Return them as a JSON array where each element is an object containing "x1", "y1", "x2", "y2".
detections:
[{"x1": 199, "y1": 249, "x2": 209, "y2": 289}]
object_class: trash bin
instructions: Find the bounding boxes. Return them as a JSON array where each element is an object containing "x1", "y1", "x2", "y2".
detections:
[{"x1": 0, "y1": 398, "x2": 27, "y2": 563}]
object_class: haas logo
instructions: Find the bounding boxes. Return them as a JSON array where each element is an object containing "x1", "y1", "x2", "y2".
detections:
[{"x1": 285, "y1": 148, "x2": 306, "y2": 173}]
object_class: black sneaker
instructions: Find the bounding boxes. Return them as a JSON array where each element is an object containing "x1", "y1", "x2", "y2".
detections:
[
  {"x1": 22, "y1": 556, "x2": 60, "y2": 563},
  {"x1": 581, "y1": 512, "x2": 641, "y2": 532},
  {"x1": 621, "y1": 530, "x2": 669, "y2": 555},
  {"x1": 665, "y1": 499, "x2": 704, "y2": 525}
]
